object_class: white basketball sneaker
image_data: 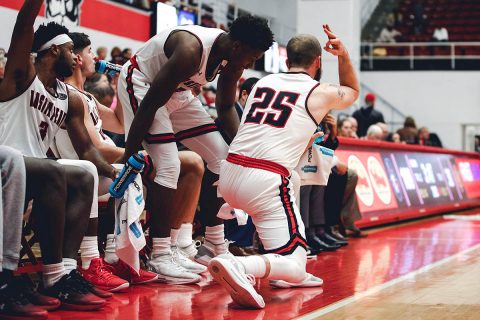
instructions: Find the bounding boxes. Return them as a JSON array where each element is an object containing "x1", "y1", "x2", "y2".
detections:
[
  {"x1": 178, "y1": 240, "x2": 201, "y2": 259},
  {"x1": 270, "y1": 273, "x2": 323, "y2": 288},
  {"x1": 171, "y1": 245, "x2": 207, "y2": 274},
  {"x1": 194, "y1": 240, "x2": 232, "y2": 266},
  {"x1": 147, "y1": 253, "x2": 201, "y2": 285},
  {"x1": 208, "y1": 254, "x2": 265, "y2": 309}
]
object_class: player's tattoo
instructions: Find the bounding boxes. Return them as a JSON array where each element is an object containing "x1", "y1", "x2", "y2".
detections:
[{"x1": 329, "y1": 84, "x2": 345, "y2": 99}]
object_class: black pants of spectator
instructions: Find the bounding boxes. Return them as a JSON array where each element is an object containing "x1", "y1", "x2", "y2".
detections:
[
  {"x1": 300, "y1": 185, "x2": 326, "y2": 229},
  {"x1": 324, "y1": 171, "x2": 348, "y2": 227}
]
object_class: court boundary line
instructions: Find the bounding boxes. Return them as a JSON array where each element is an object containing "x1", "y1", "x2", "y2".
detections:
[{"x1": 297, "y1": 242, "x2": 480, "y2": 320}]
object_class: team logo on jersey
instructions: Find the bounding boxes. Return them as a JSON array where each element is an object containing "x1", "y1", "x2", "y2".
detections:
[
  {"x1": 58, "y1": 93, "x2": 67, "y2": 100},
  {"x1": 45, "y1": 0, "x2": 84, "y2": 26}
]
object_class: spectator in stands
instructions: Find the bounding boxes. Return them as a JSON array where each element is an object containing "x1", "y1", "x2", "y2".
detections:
[
  {"x1": 347, "y1": 116, "x2": 359, "y2": 138},
  {"x1": 338, "y1": 117, "x2": 354, "y2": 138},
  {"x1": 376, "y1": 122, "x2": 390, "y2": 140},
  {"x1": 377, "y1": 25, "x2": 402, "y2": 43},
  {"x1": 386, "y1": 132, "x2": 402, "y2": 143},
  {"x1": 121, "y1": 47, "x2": 132, "y2": 64},
  {"x1": 433, "y1": 27, "x2": 449, "y2": 42},
  {"x1": 85, "y1": 74, "x2": 115, "y2": 107},
  {"x1": 366, "y1": 124, "x2": 383, "y2": 141},
  {"x1": 396, "y1": 116, "x2": 418, "y2": 144},
  {"x1": 96, "y1": 46, "x2": 107, "y2": 60},
  {"x1": 475, "y1": 136, "x2": 480, "y2": 153},
  {"x1": 352, "y1": 93, "x2": 385, "y2": 137},
  {"x1": 110, "y1": 46, "x2": 123, "y2": 65},
  {"x1": 411, "y1": 0, "x2": 427, "y2": 35},
  {"x1": 417, "y1": 127, "x2": 443, "y2": 147}
]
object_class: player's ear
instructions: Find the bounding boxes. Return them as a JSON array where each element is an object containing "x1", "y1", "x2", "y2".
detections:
[
  {"x1": 232, "y1": 41, "x2": 242, "y2": 52},
  {"x1": 286, "y1": 58, "x2": 291, "y2": 69},
  {"x1": 50, "y1": 44, "x2": 60, "y2": 57}
]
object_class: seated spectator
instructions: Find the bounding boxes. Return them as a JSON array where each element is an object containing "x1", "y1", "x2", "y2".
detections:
[
  {"x1": 397, "y1": 116, "x2": 418, "y2": 144},
  {"x1": 417, "y1": 127, "x2": 443, "y2": 147},
  {"x1": 386, "y1": 132, "x2": 402, "y2": 143},
  {"x1": 376, "y1": 122, "x2": 389, "y2": 140},
  {"x1": 366, "y1": 124, "x2": 384, "y2": 141},
  {"x1": 433, "y1": 27, "x2": 449, "y2": 42},
  {"x1": 377, "y1": 26, "x2": 402, "y2": 43},
  {"x1": 96, "y1": 46, "x2": 107, "y2": 60},
  {"x1": 121, "y1": 48, "x2": 132, "y2": 64},
  {"x1": 352, "y1": 93, "x2": 385, "y2": 137},
  {"x1": 110, "y1": 46, "x2": 123, "y2": 65},
  {"x1": 338, "y1": 117, "x2": 354, "y2": 138},
  {"x1": 347, "y1": 116, "x2": 359, "y2": 138}
]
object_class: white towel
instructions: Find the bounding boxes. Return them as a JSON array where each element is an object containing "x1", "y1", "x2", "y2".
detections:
[
  {"x1": 295, "y1": 144, "x2": 335, "y2": 186},
  {"x1": 114, "y1": 174, "x2": 146, "y2": 273}
]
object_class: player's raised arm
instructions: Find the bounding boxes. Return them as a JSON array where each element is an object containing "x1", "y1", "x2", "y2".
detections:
[
  {"x1": 122, "y1": 33, "x2": 202, "y2": 161},
  {"x1": 311, "y1": 25, "x2": 359, "y2": 112},
  {"x1": 0, "y1": 0, "x2": 43, "y2": 101}
]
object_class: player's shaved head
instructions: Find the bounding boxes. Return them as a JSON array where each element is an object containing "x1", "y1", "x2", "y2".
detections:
[{"x1": 286, "y1": 34, "x2": 322, "y2": 68}]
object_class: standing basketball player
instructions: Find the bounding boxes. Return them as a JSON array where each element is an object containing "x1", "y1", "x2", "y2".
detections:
[
  {"x1": 55, "y1": 31, "x2": 206, "y2": 285},
  {"x1": 0, "y1": 0, "x2": 116, "y2": 310},
  {"x1": 117, "y1": 16, "x2": 274, "y2": 279},
  {"x1": 211, "y1": 26, "x2": 359, "y2": 308}
]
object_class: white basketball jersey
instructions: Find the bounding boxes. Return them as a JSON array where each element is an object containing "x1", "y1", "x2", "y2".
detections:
[
  {"x1": 0, "y1": 76, "x2": 69, "y2": 158},
  {"x1": 127, "y1": 25, "x2": 225, "y2": 91},
  {"x1": 53, "y1": 84, "x2": 115, "y2": 159},
  {"x1": 229, "y1": 72, "x2": 321, "y2": 173}
]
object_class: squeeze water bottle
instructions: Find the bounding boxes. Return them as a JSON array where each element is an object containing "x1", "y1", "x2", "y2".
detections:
[
  {"x1": 95, "y1": 60, "x2": 122, "y2": 77},
  {"x1": 109, "y1": 153, "x2": 145, "y2": 198}
]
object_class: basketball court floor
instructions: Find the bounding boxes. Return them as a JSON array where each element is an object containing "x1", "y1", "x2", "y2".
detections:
[{"x1": 47, "y1": 208, "x2": 480, "y2": 320}]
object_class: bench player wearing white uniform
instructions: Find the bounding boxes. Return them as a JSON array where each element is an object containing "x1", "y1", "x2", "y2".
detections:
[
  {"x1": 54, "y1": 32, "x2": 205, "y2": 285},
  {"x1": 211, "y1": 26, "x2": 360, "y2": 309},
  {"x1": 117, "y1": 15, "x2": 274, "y2": 280},
  {"x1": 0, "y1": 0, "x2": 116, "y2": 310}
]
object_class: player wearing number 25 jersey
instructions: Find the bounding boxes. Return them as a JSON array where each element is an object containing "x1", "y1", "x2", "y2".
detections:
[{"x1": 212, "y1": 28, "x2": 359, "y2": 309}]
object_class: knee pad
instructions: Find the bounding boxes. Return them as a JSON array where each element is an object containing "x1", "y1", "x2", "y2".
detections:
[{"x1": 153, "y1": 154, "x2": 181, "y2": 189}]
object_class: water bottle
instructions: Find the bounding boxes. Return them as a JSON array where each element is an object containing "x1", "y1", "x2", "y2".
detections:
[
  {"x1": 109, "y1": 153, "x2": 145, "y2": 198},
  {"x1": 95, "y1": 60, "x2": 122, "y2": 77}
]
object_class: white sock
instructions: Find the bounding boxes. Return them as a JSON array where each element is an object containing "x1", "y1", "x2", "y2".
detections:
[
  {"x1": 63, "y1": 258, "x2": 78, "y2": 274},
  {"x1": 236, "y1": 256, "x2": 267, "y2": 278},
  {"x1": 42, "y1": 262, "x2": 66, "y2": 288},
  {"x1": 80, "y1": 236, "x2": 100, "y2": 269},
  {"x1": 178, "y1": 223, "x2": 193, "y2": 248},
  {"x1": 205, "y1": 225, "x2": 225, "y2": 245},
  {"x1": 152, "y1": 237, "x2": 171, "y2": 258},
  {"x1": 104, "y1": 234, "x2": 119, "y2": 264},
  {"x1": 170, "y1": 229, "x2": 180, "y2": 246}
]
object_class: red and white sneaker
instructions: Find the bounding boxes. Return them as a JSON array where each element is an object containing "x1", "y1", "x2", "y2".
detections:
[
  {"x1": 81, "y1": 258, "x2": 130, "y2": 292},
  {"x1": 105, "y1": 259, "x2": 158, "y2": 285}
]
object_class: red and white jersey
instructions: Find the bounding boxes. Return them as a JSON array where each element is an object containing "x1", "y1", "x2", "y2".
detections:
[
  {"x1": 126, "y1": 25, "x2": 225, "y2": 91},
  {"x1": 229, "y1": 72, "x2": 321, "y2": 173},
  {"x1": 53, "y1": 84, "x2": 115, "y2": 159},
  {"x1": 0, "y1": 76, "x2": 69, "y2": 158}
]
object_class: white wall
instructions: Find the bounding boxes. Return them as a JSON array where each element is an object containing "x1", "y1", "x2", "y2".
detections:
[
  {"x1": 0, "y1": 6, "x2": 144, "y2": 57},
  {"x1": 361, "y1": 71, "x2": 480, "y2": 150},
  {"x1": 235, "y1": 0, "x2": 297, "y2": 46},
  {"x1": 297, "y1": 0, "x2": 361, "y2": 85}
]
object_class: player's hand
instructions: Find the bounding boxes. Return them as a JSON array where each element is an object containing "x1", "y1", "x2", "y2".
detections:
[{"x1": 323, "y1": 24, "x2": 347, "y2": 57}]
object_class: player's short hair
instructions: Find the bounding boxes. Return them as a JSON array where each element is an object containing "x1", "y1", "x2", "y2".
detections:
[
  {"x1": 32, "y1": 22, "x2": 70, "y2": 54},
  {"x1": 229, "y1": 15, "x2": 274, "y2": 51},
  {"x1": 68, "y1": 32, "x2": 91, "y2": 54},
  {"x1": 238, "y1": 77, "x2": 259, "y2": 100},
  {"x1": 286, "y1": 34, "x2": 322, "y2": 68}
]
